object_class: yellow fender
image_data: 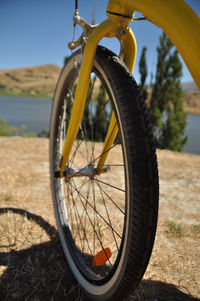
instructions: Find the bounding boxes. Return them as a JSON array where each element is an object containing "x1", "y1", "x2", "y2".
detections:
[{"x1": 107, "y1": 0, "x2": 200, "y2": 90}]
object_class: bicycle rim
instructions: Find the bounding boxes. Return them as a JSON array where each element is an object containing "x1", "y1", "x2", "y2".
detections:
[{"x1": 51, "y1": 51, "x2": 129, "y2": 285}]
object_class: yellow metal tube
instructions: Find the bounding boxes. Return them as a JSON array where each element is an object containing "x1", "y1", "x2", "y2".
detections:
[
  {"x1": 59, "y1": 20, "x2": 114, "y2": 176},
  {"x1": 123, "y1": 27, "x2": 137, "y2": 73},
  {"x1": 59, "y1": 10, "x2": 137, "y2": 177}
]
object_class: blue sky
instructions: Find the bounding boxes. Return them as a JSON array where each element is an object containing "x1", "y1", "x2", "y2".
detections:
[{"x1": 0, "y1": 0, "x2": 199, "y2": 84}]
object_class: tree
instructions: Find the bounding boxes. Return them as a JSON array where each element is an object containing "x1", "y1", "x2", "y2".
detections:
[
  {"x1": 156, "y1": 48, "x2": 187, "y2": 151},
  {"x1": 139, "y1": 47, "x2": 148, "y2": 102},
  {"x1": 150, "y1": 33, "x2": 174, "y2": 130},
  {"x1": 139, "y1": 32, "x2": 187, "y2": 151},
  {"x1": 93, "y1": 83, "x2": 109, "y2": 142}
]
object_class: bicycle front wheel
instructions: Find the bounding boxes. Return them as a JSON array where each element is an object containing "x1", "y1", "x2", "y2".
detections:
[{"x1": 50, "y1": 46, "x2": 159, "y2": 301}]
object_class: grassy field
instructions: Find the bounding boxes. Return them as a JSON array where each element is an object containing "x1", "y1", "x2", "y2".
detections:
[{"x1": 0, "y1": 137, "x2": 199, "y2": 300}]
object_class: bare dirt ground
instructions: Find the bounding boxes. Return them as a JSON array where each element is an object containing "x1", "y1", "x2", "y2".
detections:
[{"x1": 0, "y1": 137, "x2": 199, "y2": 301}]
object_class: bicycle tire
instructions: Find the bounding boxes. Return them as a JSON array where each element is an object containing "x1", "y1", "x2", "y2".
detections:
[{"x1": 50, "y1": 46, "x2": 159, "y2": 301}]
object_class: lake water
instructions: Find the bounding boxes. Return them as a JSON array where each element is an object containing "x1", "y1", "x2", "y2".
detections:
[
  {"x1": 0, "y1": 96, "x2": 52, "y2": 135},
  {"x1": 183, "y1": 113, "x2": 200, "y2": 154},
  {"x1": 0, "y1": 96, "x2": 200, "y2": 155}
]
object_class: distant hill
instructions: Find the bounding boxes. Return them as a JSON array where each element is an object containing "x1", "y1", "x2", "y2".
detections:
[
  {"x1": 181, "y1": 81, "x2": 200, "y2": 114},
  {"x1": 0, "y1": 65, "x2": 200, "y2": 114},
  {"x1": 0, "y1": 64, "x2": 61, "y2": 98}
]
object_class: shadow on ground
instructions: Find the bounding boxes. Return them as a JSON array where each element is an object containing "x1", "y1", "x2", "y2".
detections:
[
  {"x1": 128, "y1": 280, "x2": 200, "y2": 301},
  {"x1": 0, "y1": 208, "x2": 199, "y2": 301}
]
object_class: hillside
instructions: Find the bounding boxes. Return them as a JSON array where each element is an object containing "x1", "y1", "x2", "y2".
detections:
[
  {"x1": 0, "y1": 64, "x2": 61, "y2": 98},
  {"x1": 182, "y1": 81, "x2": 200, "y2": 114},
  {"x1": 0, "y1": 65, "x2": 200, "y2": 114},
  {"x1": 182, "y1": 90, "x2": 200, "y2": 114},
  {"x1": 0, "y1": 137, "x2": 199, "y2": 300}
]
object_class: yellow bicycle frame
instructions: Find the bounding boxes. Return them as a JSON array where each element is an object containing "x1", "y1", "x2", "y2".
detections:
[{"x1": 59, "y1": 0, "x2": 200, "y2": 177}]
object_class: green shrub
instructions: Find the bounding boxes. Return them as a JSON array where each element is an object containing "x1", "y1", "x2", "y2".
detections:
[
  {"x1": 0, "y1": 117, "x2": 27, "y2": 136},
  {"x1": 166, "y1": 220, "x2": 183, "y2": 237}
]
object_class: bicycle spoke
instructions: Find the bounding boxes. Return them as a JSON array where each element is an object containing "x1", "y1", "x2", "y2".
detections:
[
  {"x1": 68, "y1": 180, "x2": 122, "y2": 240},
  {"x1": 79, "y1": 82, "x2": 94, "y2": 163},
  {"x1": 82, "y1": 180, "x2": 92, "y2": 254},
  {"x1": 69, "y1": 178, "x2": 113, "y2": 262},
  {"x1": 87, "y1": 74, "x2": 97, "y2": 163},
  {"x1": 89, "y1": 143, "x2": 118, "y2": 166},
  {"x1": 92, "y1": 181, "x2": 96, "y2": 253},
  {"x1": 94, "y1": 182, "x2": 125, "y2": 214},
  {"x1": 68, "y1": 180, "x2": 93, "y2": 256},
  {"x1": 68, "y1": 138, "x2": 90, "y2": 169},
  {"x1": 96, "y1": 180, "x2": 120, "y2": 251},
  {"x1": 91, "y1": 96, "x2": 110, "y2": 158},
  {"x1": 68, "y1": 182, "x2": 85, "y2": 250},
  {"x1": 94, "y1": 178, "x2": 125, "y2": 193},
  {"x1": 98, "y1": 164, "x2": 124, "y2": 167}
]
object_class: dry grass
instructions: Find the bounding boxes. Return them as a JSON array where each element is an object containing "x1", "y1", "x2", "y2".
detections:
[{"x1": 0, "y1": 137, "x2": 199, "y2": 300}]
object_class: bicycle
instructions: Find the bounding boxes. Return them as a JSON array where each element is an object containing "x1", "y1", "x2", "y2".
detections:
[{"x1": 49, "y1": 1, "x2": 200, "y2": 300}]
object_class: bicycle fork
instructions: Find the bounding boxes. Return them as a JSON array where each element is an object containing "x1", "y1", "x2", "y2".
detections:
[{"x1": 58, "y1": 10, "x2": 137, "y2": 178}]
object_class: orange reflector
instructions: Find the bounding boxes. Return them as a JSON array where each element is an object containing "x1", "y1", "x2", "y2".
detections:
[{"x1": 93, "y1": 247, "x2": 112, "y2": 267}]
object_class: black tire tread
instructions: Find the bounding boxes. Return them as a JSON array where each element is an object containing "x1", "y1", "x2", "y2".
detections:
[{"x1": 85, "y1": 46, "x2": 159, "y2": 301}]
